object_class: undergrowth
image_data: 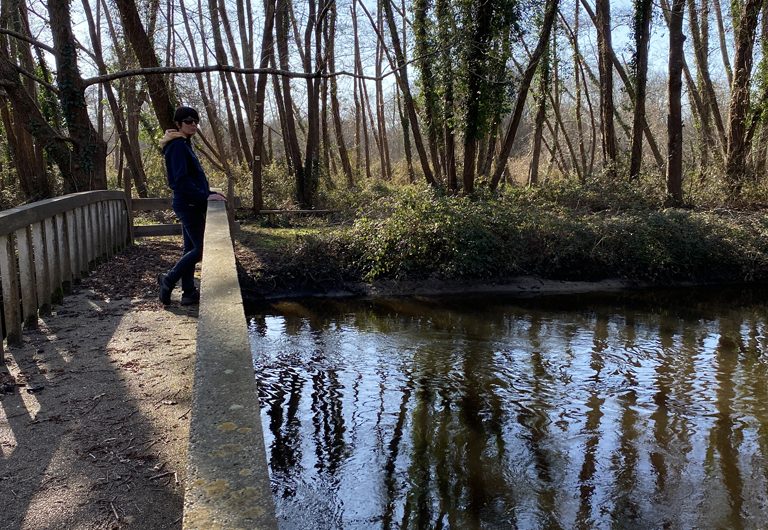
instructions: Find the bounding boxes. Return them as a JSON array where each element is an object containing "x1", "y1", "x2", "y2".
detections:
[{"x1": 237, "y1": 179, "x2": 768, "y2": 291}]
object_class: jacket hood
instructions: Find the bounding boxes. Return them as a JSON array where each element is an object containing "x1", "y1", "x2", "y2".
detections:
[{"x1": 160, "y1": 130, "x2": 187, "y2": 150}]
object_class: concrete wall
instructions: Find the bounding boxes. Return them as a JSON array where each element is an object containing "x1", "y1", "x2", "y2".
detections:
[{"x1": 183, "y1": 202, "x2": 277, "y2": 529}]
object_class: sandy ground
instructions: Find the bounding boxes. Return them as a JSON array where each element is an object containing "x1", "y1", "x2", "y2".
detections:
[{"x1": 1, "y1": 240, "x2": 195, "y2": 530}]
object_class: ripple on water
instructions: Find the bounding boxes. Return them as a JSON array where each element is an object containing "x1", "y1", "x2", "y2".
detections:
[{"x1": 249, "y1": 290, "x2": 768, "y2": 529}]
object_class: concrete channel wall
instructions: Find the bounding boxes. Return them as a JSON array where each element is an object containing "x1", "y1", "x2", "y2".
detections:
[{"x1": 183, "y1": 201, "x2": 278, "y2": 529}]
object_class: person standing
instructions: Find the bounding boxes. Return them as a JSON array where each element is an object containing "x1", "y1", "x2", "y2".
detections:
[{"x1": 157, "y1": 106, "x2": 225, "y2": 305}]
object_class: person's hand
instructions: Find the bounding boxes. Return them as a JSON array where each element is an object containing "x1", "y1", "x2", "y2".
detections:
[{"x1": 208, "y1": 193, "x2": 226, "y2": 202}]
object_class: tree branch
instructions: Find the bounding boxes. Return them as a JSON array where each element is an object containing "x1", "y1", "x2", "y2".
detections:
[
  {"x1": 82, "y1": 59, "x2": 438, "y2": 87},
  {"x1": 0, "y1": 28, "x2": 56, "y2": 54}
]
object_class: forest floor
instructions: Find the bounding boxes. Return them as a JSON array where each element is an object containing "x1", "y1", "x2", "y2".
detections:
[{"x1": 0, "y1": 239, "x2": 193, "y2": 530}]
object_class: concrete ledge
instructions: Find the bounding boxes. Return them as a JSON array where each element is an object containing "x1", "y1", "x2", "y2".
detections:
[{"x1": 183, "y1": 202, "x2": 277, "y2": 529}]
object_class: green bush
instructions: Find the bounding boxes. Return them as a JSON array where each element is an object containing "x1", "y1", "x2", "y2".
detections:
[{"x1": 335, "y1": 185, "x2": 768, "y2": 284}]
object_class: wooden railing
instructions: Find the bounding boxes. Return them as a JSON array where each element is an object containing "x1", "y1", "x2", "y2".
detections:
[
  {"x1": 0, "y1": 191, "x2": 130, "y2": 359},
  {"x1": 128, "y1": 195, "x2": 241, "y2": 237}
]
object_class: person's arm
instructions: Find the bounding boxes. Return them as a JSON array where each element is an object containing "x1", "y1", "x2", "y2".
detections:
[{"x1": 164, "y1": 140, "x2": 187, "y2": 192}]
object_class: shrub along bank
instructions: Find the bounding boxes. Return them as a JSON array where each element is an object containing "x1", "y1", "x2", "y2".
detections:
[{"x1": 235, "y1": 183, "x2": 768, "y2": 297}]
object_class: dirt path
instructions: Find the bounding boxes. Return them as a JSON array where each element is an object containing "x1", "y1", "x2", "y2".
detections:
[{"x1": 1, "y1": 240, "x2": 196, "y2": 530}]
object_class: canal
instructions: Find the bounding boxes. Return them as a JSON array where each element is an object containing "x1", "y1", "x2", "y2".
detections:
[{"x1": 248, "y1": 286, "x2": 768, "y2": 529}]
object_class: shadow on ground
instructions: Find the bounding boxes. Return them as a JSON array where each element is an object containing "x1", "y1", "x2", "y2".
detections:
[{"x1": 1, "y1": 239, "x2": 197, "y2": 529}]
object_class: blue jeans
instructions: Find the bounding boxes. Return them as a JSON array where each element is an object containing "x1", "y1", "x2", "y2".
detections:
[{"x1": 166, "y1": 204, "x2": 206, "y2": 294}]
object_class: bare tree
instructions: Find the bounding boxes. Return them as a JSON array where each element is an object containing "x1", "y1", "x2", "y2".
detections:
[
  {"x1": 381, "y1": 0, "x2": 437, "y2": 187},
  {"x1": 327, "y1": 1, "x2": 354, "y2": 187},
  {"x1": 725, "y1": 0, "x2": 764, "y2": 195},
  {"x1": 712, "y1": 0, "x2": 733, "y2": 86},
  {"x1": 490, "y1": 0, "x2": 558, "y2": 190},
  {"x1": 114, "y1": 0, "x2": 176, "y2": 130},
  {"x1": 594, "y1": 0, "x2": 617, "y2": 176},
  {"x1": 252, "y1": 0, "x2": 278, "y2": 211},
  {"x1": 629, "y1": 0, "x2": 653, "y2": 180},
  {"x1": 667, "y1": 0, "x2": 685, "y2": 204}
]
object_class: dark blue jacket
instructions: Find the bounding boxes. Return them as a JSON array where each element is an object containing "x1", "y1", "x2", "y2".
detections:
[{"x1": 163, "y1": 137, "x2": 212, "y2": 208}]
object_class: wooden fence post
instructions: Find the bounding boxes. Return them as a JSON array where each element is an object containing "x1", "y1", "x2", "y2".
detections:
[
  {"x1": 0, "y1": 234, "x2": 22, "y2": 348},
  {"x1": 31, "y1": 221, "x2": 51, "y2": 315},
  {"x1": 15, "y1": 226, "x2": 37, "y2": 328}
]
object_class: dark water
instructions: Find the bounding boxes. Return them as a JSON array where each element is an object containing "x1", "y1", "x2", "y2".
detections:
[{"x1": 248, "y1": 287, "x2": 768, "y2": 529}]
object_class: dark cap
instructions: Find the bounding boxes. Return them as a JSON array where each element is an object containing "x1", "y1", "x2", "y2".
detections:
[{"x1": 173, "y1": 106, "x2": 200, "y2": 123}]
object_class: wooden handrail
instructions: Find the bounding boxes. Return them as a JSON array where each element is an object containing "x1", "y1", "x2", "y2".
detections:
[
  {"x1": 0, "y1": 191, "x2": 127, "y2": 237},
  {"x1": 0, "y1": 191, "x2": 130, "y2": 358}
]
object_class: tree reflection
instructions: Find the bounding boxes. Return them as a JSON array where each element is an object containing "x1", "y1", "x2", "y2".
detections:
[{"x1": 251, "y1": 293, "x2": 768, "y2": 528}]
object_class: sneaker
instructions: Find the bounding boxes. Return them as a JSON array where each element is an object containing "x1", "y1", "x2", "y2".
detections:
[
  {"x1": 181, "y1": 289, "x2": 200, "y2": 306},
  {"x1": 157, "y1": 273, "x2": 172, "y2": 305}
]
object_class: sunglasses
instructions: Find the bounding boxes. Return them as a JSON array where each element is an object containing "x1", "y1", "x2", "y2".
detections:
[{"x1": 181, "y1": 118, "x2": 199, "y2": 125}]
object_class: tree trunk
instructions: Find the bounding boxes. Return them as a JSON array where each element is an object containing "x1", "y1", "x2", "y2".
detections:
[
  {"x1": 375, "y1": 0, "x2": 392, "y2": 180},
  {"x1": 328, "y1": 1, "x2": 354, "y2": 187},
  {"x1": 725, "y1": 0, "x2": 763, "y2": 195},
  {"x1": 754, "y1": 2, "x2": 768, "y2": 175},
  {"x1": 302, "y1": 0, "x2": 322, "y2": 208},
  {"x1": 529, "y1": 42, "x2": 550, "y2": 186},
  {"x1": 47, "y1": 0, "x2": 107, "y2": 191},
  {"x1": 490, "y1": 0, "x2": 558, "y2": 189},
  {"x1": 573, "y1": 1, "x2": 587, "y2": 179},
  {"x1": 0, "y1": 52, "x2": 96, "y2": 192},
  {"x1": 712, "y1": 0, "x2": 733, "y2": 86},
  {"x1": 395, "y1": 79, "x2": 416, "y2": 183},
  {"x1": 251, "y1": 0, "x2": 277, "y2": 212},
  {"x1": 571, "y1": 3, "x2": 666, "y2": 174},
  {"x1": 629, "y1": 0, "x2": 653, "y2": 180},
  {"x1": 2, "y1": 0, "x2": 51, "y2": 199},
  {"x1": 99, "y1": 0, "x2": 150, "y2": 196},
  {"x1": 666, "y1": 0, "x2": 685, "y2": 205},
  {"x1": 460, "y1": 0, "x2": 495, "y2": 194},
  {"x1": 276, "y1": 0, "x2": 306, "y2": 205},
  {"x1": 381, "y1": 0, "x2": 437, "y2": 187},
  {"x1": 414, "y1": 0, "x2": 444, "y2": 184},
  {"x1": 687, "y1": 0, "x2": 715, "y2": 172},
  {"x1": 352, "y1": 3, "x2": 372, "y2": 180},
  {"x1": 114, "y1": 0, "x2": 176, "y2": 130},
  {"x1": 595, "y1": 0, "x2": 617, "y2": 175}
]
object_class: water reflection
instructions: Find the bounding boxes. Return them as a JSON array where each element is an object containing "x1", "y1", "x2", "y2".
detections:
[{"x1": 248, "y1": 288, "x2": 768, "y2": 529}]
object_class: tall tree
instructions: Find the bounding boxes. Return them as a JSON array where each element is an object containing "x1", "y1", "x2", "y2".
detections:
[
  {"x1": 666, "y1": 0, "x2": 685, "y2": 204},
  {"x1": 82, "y1": 0, "x2": 149, "y2": 197},
  {"x1": 725, "y1": 0, "x2": 764, "y2": 195},
  {"x1": 381, "y1": 0, "x2": 437, "y2": 187},
  {"x1": 114, "y1": 0, "x2": 176, "y2": 130},
  {"x1": 47, "y1": 0, "x2": 107, "y2": 191},
  {"x1": 276, "y1": 0, "x2": 307, "y2": 205},
  {"x1": 326, "y1": 0, "x2": 354, "y2": 187},
  {"x1": 252, "y1": 0, "x2": 277, "y2": 211},
  {"x1": 490, "y1": 0, "x2": 558, "y2": 189},
  {"x1": 595, "y1": 0, "x2": 617, "y2": 176},
  {"x1": 629, "y1": 0, "x2": 653, "y2": 180},
  {"x1": 528, "y1": 39, "x2": 551, "y2": 186},
  {"x1": 413, "y1": 0, "x2": 444, "y2": 184}
]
